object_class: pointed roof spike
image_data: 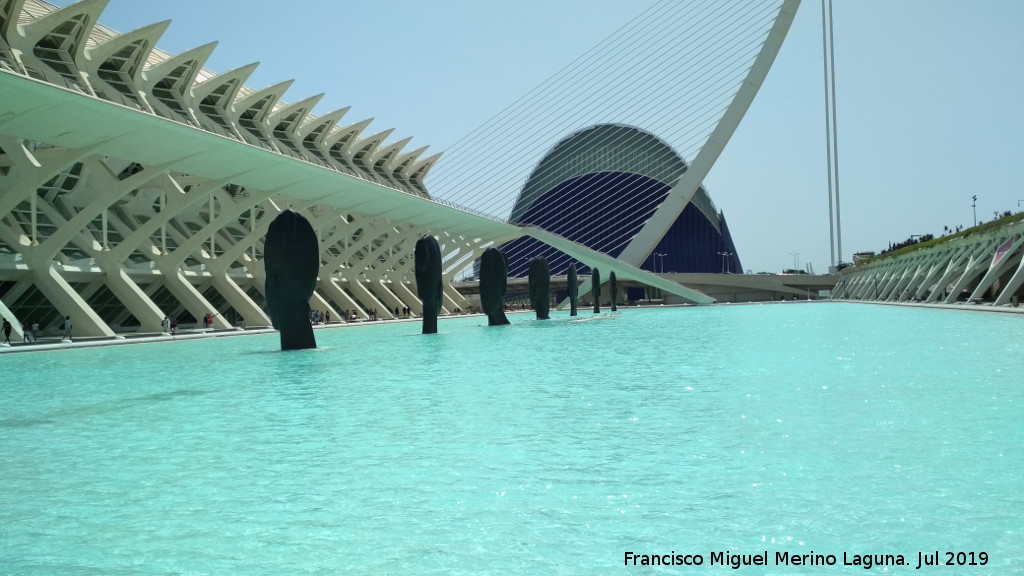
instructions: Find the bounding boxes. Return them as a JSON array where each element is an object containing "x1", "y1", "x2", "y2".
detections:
[
  {"x1": 86, "y1": 20, "x2": 170, "y2": 81},
  {"x1": 191, "y1": 61, "x2": 259, "y2": 103},
  {"x1": 323, "y1": 117, "x2": 374, "y2": 150},
  {"x1": 1, "y1": 0, "x2": 28, "y2": 40},
  {"x1": 350, "y1": 128, "x2": 395, "y2": 159},
  {"x1": 232, "y1": 79, "x2": 295, "y2": 121},
  {"x1": 410, "y1": 151, "x2": 444, "y2": 182},
  {"x1": 141, "y1": 40, "x2": 217, "y2": 94},
  {"x1": 394, "y1": 145, "x2": 430, "y2": 175},
  {"x1": 20, "y1": 0, "x2": 109, "y2": 63},
  {"x1": 268, "y1": 93, "x2": 324, "y2": 128},
  {"x1": 370, "y1": 136, "x2": 413, "y2": 171},
  {"x1": 296, "y1": 106, "x2": 350, "y2": 141}
]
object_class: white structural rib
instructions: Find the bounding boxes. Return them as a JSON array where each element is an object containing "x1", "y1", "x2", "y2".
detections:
[
  {"x1": 559, "y1": 0, "x2": 801, "y2": 306},
  {"x1": 833, "y1": 217, "x2": 1024, "y2": 308},
  {"x1": 617, "y1": 0, "x2": 801, "y2": 269}
]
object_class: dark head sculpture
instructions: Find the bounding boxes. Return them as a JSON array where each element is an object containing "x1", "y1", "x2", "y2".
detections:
[
  {"x1": 609, "y1": 271, "x2": 618, "y2": 312},
  {"x1": 264, "y1": 209, "x2": 319, "y2": 350},
  {"x1": 528, "y1": 257, "x2": 551, "y2": 320},
  {"x1": 479, "y1": 247, "x2": 510, "y2": 326},
  {"x1": 592, "y1": 267, "x2": 601, "y2": 314},
  {"x1": 414, "y1": 235, "x2": 443, "y2": 334},
  {"x1": 567, "y1": 262, "x2": 579, "y2": 316}
]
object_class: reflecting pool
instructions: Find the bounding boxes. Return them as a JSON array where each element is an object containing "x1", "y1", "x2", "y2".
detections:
[{"x1": 1, "y1": 303, "x2": 1021, "y2": 574}]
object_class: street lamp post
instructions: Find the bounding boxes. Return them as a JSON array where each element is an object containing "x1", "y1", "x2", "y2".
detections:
[
  {"x1": 717, "y1": 251, "x2": 734, "y2": 273},
  {"x1": 650, "y1": 252, "x2": 667, "y2": 274},
  {"x1": 657, "y1": 252, "x2": 667, "y2": 273},
  {"x1": 972, "y1": 195, "x2": 978, "y2": 227},
  {"x1": 648, "y1": 252, "x2": 667, "y2": 301}
]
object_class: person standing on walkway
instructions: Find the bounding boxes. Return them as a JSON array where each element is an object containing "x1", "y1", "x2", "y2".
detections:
[
  {"x1": 62, "y1": 315, "x2": 72, "y2": 341},
  {"x1": 2, "y1": 317, "x2": 12, "y2": 344},
  {"x1": 162, "y1": 316, "x2": 171, "y2": 334},
  {"x1": 31, "y1": 320, "x2": 39, "y2": 342}
]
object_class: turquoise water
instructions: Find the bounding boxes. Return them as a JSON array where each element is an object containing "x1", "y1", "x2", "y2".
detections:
[{"x1": 1, "y1": 303, "x2": 1021, "y2": 574}]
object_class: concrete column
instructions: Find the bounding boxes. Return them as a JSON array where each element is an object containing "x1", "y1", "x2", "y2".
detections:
[
  {"x1": 102, "y1": 266, "x2": 167, "y2": 333},
  {"x1": 441, "y1": 287, "x2": 466, "y2": 314},
  {"x1": 440, "y1": 270, "x2": 471, "y2": 311},
  {"x1": 360, "y1": 232, "x2": 416, "y2": 318},
  {"x1": 924, "y1": 249, "x2": 971, "y2": 303},
  {"x1": 944, "y1": 253, "x2": 989, "y2": 304},
  {"x1": 204, "y1": 226, "x2": 272, "y2": 329},
  {"x1": 209, "y1": 272, "x2": 271, "y2": 328},
  {"x1": 0, "y1": 297, "x2": 25, "y2": 341},
  {"x1": 362, "y1": 281, "x2": 400, "y2": 319},
  {"x1": 318, "y1": 278, "x2": 366, "y2": 318},
  {"x1": 157, "y1": 267, "x2": 231, "y2": 330},
  {"x1": 877, "y1": 269, "x2": 902, "y2": 300},
  {"x1": 993, "y1": 253, "x2": 1024, "y2": 307},
  {"x1": 912, "y1": 253, "x2": 952, "y2": 301},
  {"x1": 968, "y1": 236, "x2": 1022, "y2": 302},
  {"x1": 890, "y1": 266, "x2": 920, "y2": 301},
  {"x1": 308, "y1": 289, "x2": 341, "y2": 324},
  {"x1": 346, "y1": 276, "x2": 389, "y2": 319},
  {"x1": 31, "y1": 266, "x2": 116, "y2": 338}
]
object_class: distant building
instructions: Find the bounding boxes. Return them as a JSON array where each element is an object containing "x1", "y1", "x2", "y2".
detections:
[
  {"x1": 499, "y1": 124, "x2": 742, "y2": 281},
  {"x1": 852, "y1": 251, "x2": 876, "y2": 264}
]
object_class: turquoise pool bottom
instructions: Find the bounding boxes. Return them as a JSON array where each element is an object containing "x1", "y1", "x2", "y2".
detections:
[{"x1": 1, "y1": 303, "x2": 1021, "y2": 574}]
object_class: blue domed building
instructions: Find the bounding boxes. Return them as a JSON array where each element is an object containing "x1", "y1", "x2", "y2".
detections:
[{"x1": 501, "y1": 124, "x2": 742, "y2": 280}]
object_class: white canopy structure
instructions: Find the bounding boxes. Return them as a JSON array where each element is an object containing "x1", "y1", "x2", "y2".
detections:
[{"x1": 0, "y1": 0, "x2": 799, "y2": 339}]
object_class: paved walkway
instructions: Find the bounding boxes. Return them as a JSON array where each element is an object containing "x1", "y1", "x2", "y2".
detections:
[{"x1": 835, "y1": 299, "x2": 1024, "y2": 315}]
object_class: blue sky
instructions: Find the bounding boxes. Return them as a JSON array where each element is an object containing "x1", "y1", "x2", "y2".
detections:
[{"x1": 55, "y1": 0, "x2": 1024, "y2": 273}]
